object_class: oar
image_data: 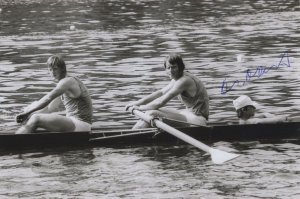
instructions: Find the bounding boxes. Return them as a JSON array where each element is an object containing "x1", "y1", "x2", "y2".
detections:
[{"x1": 128, "y1": 107, "x2": 240, "y2": 164}]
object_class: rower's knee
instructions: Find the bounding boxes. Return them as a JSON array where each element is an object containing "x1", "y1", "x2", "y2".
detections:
[
  {"x1": 188, "y1": 116, "x2": 207, "y2": 126},
  {"x1": 19, "y1": 113, "x2": 42, "y2": 133},
  {"x1": 145, "y1": 110, "x2": 161, "y2": 118},
  {"x1": 27, "y1": 113, "x2": 42, "y2": 126}
]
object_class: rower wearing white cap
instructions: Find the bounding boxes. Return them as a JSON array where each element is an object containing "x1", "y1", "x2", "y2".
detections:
[{"x1": 233, "y1": 95, "x2": 288, "y2": 124}]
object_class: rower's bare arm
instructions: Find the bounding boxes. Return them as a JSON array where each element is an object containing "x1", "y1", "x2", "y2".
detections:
[
  {"x1": 246, "y1": 115, "x2": 288, "y2": 124},
  {"x1": 126, "y1": 81, "x2": 174, "y2": 110},
  {"x1": 140, "y1": 79, "x2": 187, "y2": 110},
  {"x1": 256, "y1": 112, "x2": 275, "y2": 118},
  {"x1": 22, "y1": 78, "x2": 72, "y2": 115},
  {"x1": 134, "y1": 90, "x2": 163, "y2": 106},
  {"x1": 161, "y1": 80, "x2": 175, "y2": 94},
  {"x1": 139, "y1": 81, "x2": 175, "y2": 105},
  {"x1": 25, "y1": 97, "x2": 63, "y2": 114}
]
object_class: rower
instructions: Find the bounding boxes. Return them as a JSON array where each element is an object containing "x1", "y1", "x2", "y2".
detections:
[
  {"x1": 125, "y1": 54, "x2": 209, "y2": 129},
  {"x1": 15, "y1": 55, "x2": 93, "y2": 134},
  {"x1": 233, "y1": 95, "x2": 288, "y2": 124}
]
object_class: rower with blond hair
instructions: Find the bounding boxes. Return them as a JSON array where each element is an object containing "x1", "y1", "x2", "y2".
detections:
[{"x1": 15, "y1": 55, "x2": 93, "y2": 134}]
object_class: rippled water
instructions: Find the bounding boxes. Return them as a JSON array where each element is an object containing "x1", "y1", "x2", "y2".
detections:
[
  {"x1": 0, "y1": 0, "x2": 300, "y2": 198},
  {"x1": 0, "y1": 142, "x2": 299, "y2": 198}
]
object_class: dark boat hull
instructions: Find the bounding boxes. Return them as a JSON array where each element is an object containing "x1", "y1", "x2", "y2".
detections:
[
  {"x1": 91, "y1": 122, "x2": 300, "y2": 145},
  {"x1": 1, "y1": 122, "x2": 299, "y2": 149},
  {"x1": 0, "y1": 132, "x2": 91, "y2": 149}
]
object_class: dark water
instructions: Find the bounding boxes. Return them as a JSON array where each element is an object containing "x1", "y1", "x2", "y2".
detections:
[{"x1": 0, "y1": 0, "x2": 300, "y2": 198}]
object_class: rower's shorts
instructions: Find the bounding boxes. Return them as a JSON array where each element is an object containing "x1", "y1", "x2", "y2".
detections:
[{"x1": 69, "y1": 117, "x2": 91, "y2": 132}]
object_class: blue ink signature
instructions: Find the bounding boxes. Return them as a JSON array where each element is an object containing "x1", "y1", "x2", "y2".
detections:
[{"x1": 221, "y1": 52, "x2": 291, "y2": 94}]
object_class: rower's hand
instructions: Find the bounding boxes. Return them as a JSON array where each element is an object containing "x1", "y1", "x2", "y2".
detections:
[
  {"x1": 284, "y1": 115, "x2": 291, "y2": 122},
  {"x1": 125, "y1": 104, "x2": 132, "y2": 111},
  {"x1": 15, "y1": 112, "x2": 30, "y2": 123},
  {"x1": 125, "y1": 103, "x2": 139, "y2": 111}
]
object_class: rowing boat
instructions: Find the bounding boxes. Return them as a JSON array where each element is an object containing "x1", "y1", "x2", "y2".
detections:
[{"x1": 0, "y1": 121, "x2": 299, "y2": 149}]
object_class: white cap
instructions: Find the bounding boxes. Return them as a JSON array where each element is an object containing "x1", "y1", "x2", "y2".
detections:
[{"x1": 233, "y1": 95, "x2": 257, "y2": 110}]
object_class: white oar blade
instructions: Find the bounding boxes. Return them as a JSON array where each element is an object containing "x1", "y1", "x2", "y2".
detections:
[
  {"x1": 210, "y1": 148, "x2": 240, "y2": 164},
  {"x1": 129, "y1": 108, "x2": 241, "y2": 165}
]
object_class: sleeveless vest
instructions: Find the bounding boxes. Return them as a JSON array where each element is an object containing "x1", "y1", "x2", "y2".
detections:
[
  {"x1": 61, "y1": 77, "x2": 93, "y2": 124},
  {"x1": 178, "y1": 72, "x2": 209, "y2": 120}
]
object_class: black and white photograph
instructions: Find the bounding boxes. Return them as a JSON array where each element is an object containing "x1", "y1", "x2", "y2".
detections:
[{"x1": 0, "y1": 0, "x2": 300, "y2": 198}]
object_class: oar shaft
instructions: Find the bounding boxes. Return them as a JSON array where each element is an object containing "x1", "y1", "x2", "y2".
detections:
[
  {"x1": 130, "y1": 108, "x2": 240, "y2": 164},
  {"x1": 132, "y1": 109, "x2": 211, "y2": 153},
  {"x1": 157, "y1": 119, "x2": 211, "y2": 153}
]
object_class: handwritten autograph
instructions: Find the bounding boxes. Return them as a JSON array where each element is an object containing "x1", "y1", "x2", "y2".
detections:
[{"x1": 221, "y1": 52, "x2": 291, "y2": 94}]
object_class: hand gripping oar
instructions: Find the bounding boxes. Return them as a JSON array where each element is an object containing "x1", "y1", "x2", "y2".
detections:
[{"x1": 128, "y1": 108, "x2": 240, "y2": 164}]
